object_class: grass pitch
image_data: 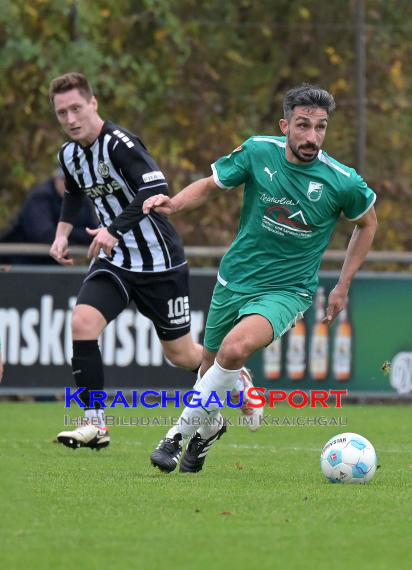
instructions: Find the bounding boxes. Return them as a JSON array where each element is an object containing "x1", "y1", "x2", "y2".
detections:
[{"x1": 0, "y1": 402, "x2": 411, "y2": 570}]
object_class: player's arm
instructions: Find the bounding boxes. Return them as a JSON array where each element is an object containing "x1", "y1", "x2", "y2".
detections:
[
  {"x1": 103, "y1": 137, "x2": 164, "y2": 237},
  {"x1": 50, "y1": 181, "x2": 85, "y2": 265},
  {"x1": 50, "y1": 156, "x2": 89, "y2": 265},
  {"x1": 143, "y1": 176, "x2": 219, "y2": 215},
  {"x1": 144, "y1": 140, "x2": 249, "y2": 215},
  {"x1": 49, "y1": 220, "x2": 74, "y2": 265},
  {"x1": 324, "y1": 206, "x2": 377, "y2": 324}
]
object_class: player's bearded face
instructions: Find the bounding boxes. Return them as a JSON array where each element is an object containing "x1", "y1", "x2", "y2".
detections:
[
  {"x1": 282, "y1": 106, "x2": 328, "y2": 164},
  {"x1": 288, "y1": 136, "x2": 320, "y2": 163}
]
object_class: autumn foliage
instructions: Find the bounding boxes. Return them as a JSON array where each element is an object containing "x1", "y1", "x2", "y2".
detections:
[{"x1": 1, "y1": 1, "x2": 411, "y2": 250}]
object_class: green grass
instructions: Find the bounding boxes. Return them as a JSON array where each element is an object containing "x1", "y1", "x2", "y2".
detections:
[{"x1": 0, "y1": 402, "x2": 411, "y2": 570}]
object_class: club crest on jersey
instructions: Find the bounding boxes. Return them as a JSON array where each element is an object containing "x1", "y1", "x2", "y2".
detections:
[
  {"x1": 307, "y1": 181, "x2": 323, "y2": 202},
  {"x1": 97, "y1": 161, "x2": 110, "y2": 178}
]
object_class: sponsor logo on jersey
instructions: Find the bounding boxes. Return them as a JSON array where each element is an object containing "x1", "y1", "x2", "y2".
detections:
[
  {"x1": 142, "y1": 171, "x2": 166, "y2": 183},
  {"x1": 97, "y1": 161, "x2": 110, "y2": 178},
  {"x1": 84, "y1": 180, "x2": 123, "y2": 198},
  {"x1": 264, "y1": 166, "x2": 278, "y2": 181},
  {"x1": 307, "y1": 181, "x2": 323, "y2": 202},
  {"x1": 259, "y1": 193, "x2": 300, "y2": 206},
  {"x1": 262, "y1": 205, "x2": 312, "y2": 237}
]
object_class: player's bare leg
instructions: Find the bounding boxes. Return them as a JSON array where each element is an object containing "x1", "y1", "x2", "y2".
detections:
[
  {"x1": 160, "y1": 333, "x2": 203, "y2": 370},
  {"x1": 179, "y1": 316, "x2": 272, "y2": 471}
]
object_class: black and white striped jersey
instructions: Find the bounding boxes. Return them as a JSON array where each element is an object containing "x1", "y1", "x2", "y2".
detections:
[{"x1": 58, "y1": 120, "x2": 186, "y2": 273}]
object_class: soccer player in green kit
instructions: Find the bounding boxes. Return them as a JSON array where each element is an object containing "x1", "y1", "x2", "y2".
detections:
[{"x1": 143, "y1": 84, "x2": 377, "y2": 473}]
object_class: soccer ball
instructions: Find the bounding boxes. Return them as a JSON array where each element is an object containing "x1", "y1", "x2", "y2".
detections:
[{"x1": 320, "y1": 432, "x2": 378, "y2": 484}]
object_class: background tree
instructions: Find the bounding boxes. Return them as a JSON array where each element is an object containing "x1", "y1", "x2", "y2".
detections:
[{"x1": 1, "y1": 0, "x2": 411, "y2": 250}]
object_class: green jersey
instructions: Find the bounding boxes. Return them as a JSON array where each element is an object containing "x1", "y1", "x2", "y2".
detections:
[{"x1": 211, "y1": 135, "x2": 376, "y2": 296}]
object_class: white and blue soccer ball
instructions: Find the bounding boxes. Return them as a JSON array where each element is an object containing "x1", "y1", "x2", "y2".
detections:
[{"x1": 320, "y1": 432, "x2": 378, "y2": 484}]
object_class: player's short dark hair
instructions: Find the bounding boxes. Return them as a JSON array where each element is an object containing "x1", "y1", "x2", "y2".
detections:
[
  {"x1": 49, "y1": 72, "x2": 94, "y2": 103},
  {"x1": 283, "y1": 84, "x2": 336, "y2": 120}
]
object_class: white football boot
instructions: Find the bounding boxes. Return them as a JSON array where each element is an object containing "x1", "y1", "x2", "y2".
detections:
[{"x1": 57, "y1": 422, "x2": 110, "y2": 450}]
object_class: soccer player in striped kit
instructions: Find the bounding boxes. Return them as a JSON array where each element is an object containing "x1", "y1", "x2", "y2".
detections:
[{"x1": 49, "y1": 73, "x2": 260, "y2": 451}]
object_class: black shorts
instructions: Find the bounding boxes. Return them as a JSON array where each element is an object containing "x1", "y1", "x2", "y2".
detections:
[{"x1": 76, "y1": 259, "x2": 191, "y2": 341}]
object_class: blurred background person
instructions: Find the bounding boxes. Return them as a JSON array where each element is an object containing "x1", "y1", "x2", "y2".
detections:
[{"x1": 0, "y1": 167, "x2": 98, "y2": 264}]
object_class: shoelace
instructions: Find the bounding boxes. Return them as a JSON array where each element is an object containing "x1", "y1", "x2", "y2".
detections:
[
  {"x1": 162, "y1": 438, "x2": 180, "y2": 452},
  {"x1": 188, "y1": 434, "x2": 204, "y2": 452}
]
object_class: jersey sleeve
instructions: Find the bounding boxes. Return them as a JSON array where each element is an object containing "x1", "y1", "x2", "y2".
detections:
[
  {"x1": 58, "y1": 149, "x2": 88, "y2": 225},
  {"x1": 106, "y1": 135, "x2": 170, "y2": 237},
  {"x1": 211, "y1": 140, "x2": 250, "y2": 189},
  {"x1": 110, "y1": 134, "x2": 168, "y2": 195},
  {"x1": 58, "y1": 149, "x2": 82, "y2": 194},
  {"x1": 341, "y1": 171, "x2": 376, "y2": 221}
]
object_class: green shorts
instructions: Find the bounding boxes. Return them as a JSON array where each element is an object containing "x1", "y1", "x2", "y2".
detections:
[{"x1": 203, "y1": 282, "x2": 312, "y2": 353}]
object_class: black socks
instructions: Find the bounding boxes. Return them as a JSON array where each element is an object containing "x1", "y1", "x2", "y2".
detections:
[{"x1": 72, "y1": 340, "x2": 104, "y2": 408}]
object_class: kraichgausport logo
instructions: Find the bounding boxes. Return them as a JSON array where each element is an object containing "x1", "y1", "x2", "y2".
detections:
[{"x1": 65, "y1": 388, "x2": 347, "y2": 409}]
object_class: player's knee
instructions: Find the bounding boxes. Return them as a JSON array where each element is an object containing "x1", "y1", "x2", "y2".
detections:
[
  {"x1": 218, "y1": 337, "x2": 250, "y2": 368},
  {"x1": 72, "y1": 307, "x2": 99, "y2": 339}
]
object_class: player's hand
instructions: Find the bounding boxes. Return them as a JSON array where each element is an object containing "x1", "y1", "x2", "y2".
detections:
[
  {"x1": 49, "y1": 236, "x2": 73, "y2": 266},
  {"x1": 87, "y1": 227, "x2": 118, "y2": 259},
  {"x1": 322, "y1": 283, "x2": 349, "y2": 325},
  {"x1": 142, "y1": 194, "x2": 175, "y2": 215}
]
